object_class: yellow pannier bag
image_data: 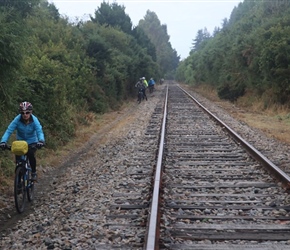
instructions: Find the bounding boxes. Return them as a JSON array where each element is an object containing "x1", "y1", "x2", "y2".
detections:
[{"x1": 11, "y1": 141, "x2": 28, "y2": 156}]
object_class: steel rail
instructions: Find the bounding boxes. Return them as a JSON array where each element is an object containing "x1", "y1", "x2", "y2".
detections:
[
  {"x1": 180, "y1": 86, "x2": 290, "y2": 189},
  {"x1": 145, "y1": 86, "x2": 168, "y2": 250}
]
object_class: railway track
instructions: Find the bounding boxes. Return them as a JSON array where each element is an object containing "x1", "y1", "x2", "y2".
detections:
[
  {"x1": 1, "y1": 82, "x2": 290, "y2": 249},
  {"x1": 155, "y1": 84, "x2": 290, "y2": 249},
  {"x1": 100, "y1": 82, "x2": 290, "y2": 249}
]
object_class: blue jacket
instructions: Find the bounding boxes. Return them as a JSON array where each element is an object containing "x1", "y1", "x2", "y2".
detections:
[
  {"x1": 1, "y1": 114, "x2": 45, "y2": 144},
  {"x1": 148, "y1": 79, "x2": 155, "y2": 86}
]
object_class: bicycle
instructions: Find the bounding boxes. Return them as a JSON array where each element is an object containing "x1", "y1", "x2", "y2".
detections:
[
  {"x1": 149, "y1": 84, "x2": 154, "y2": 93},
  {"x1": 137, "y1": 88, "x2": 144, "y2": 104},
  {"x1": 3, "y1": 141, "x2": 42, "y2": 213}
]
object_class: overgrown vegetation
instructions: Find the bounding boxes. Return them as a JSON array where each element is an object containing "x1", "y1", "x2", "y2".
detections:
[
  {"x1": 0, "y1": 0, "x2": 179, "y2": 181},
  {"x1": 176, "y1": 0, "x2": 290, "y2": 107},
  {"x1": 4, "y1": 0, "x2": 290, "y2": 186}
]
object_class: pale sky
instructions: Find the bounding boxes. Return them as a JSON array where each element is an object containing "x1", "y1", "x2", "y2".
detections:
[{"x1": 49, "y1": 0, "x2": 243, "y2": 59}]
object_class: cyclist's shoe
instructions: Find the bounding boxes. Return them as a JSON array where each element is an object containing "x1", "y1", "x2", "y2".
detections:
[{"x1": 31, "y1": 173, "x2": 37, "y2": 181}]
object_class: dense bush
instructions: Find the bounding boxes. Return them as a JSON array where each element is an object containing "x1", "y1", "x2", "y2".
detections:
[
  {"x1": 217, "y1": 82, "x2": 246, "y2": 102},
  {"x1": 176, "y1": 0, "x2": 290, "y2": 106}
]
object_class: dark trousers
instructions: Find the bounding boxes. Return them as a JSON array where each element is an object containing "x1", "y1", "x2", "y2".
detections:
[{"x1": 142, "y1": 88, "x2": 147, "y2": 99}]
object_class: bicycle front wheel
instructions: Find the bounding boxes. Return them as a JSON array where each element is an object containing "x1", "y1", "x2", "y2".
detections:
[{"x1": 14, "y1": 166, "x2": 26, "y2": 213}]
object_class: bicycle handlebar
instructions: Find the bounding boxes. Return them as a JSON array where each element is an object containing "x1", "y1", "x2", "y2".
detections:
[{"x1": 2, "y1": 143, "x2": 44, "y2": 151}]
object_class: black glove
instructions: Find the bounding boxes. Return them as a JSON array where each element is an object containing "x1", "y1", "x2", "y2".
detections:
[
  {"x1": 0, "y1": 142, "x2": 7, "y2": 150},
  {"x1": 36, "y1": 141, "x2": 44, "y2": 149}
]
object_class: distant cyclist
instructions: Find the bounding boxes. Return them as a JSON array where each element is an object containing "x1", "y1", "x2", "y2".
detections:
[
  {"x1": 141, "y1": 77, "x2": 148, "y2": 89},
  {"x1": 141, "y1": 77, "x2": 148, "y2": 99},
  {"x1": 135, "y1": 78, "x2": 147, "y2": 101},
  {"x1": 148, "y1": 78, "x2": 155, "y2": 93},
  {"x1": 0, "y1": 101, "x2": 45, "y2": 181}
]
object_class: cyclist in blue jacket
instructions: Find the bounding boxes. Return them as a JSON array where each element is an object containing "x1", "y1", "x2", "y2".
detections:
[
  {"x1": 0, "y1": 101, "x2": 45, "y2": 180},
  {"x1": 148, "y1": 78, "x2": 155, "y2": 93}
]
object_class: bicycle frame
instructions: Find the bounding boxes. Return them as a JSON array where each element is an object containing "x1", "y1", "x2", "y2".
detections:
[{"x1": 17, "y1": 156, "x2": 33, "y2": 189}]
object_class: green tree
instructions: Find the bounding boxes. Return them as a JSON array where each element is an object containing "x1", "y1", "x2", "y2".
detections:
[
  {"x1": 132, "y1": 26, "x2": 156, "y2": 62},
  {"x1": 177, "y1": 0, "x2": 290, "y2": 105},
  {"x1": 138, "y1": 10, "x2": 180, "y2": 78},
  {"x1": 191, "y1": 28, "x2": 211, "y2": 52},
  {"x1": 91, "y1": 2, "x2": 132, "y2": 34}
]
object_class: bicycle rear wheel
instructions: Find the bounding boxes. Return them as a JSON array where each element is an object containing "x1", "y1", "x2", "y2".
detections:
[
  {"x1": 27, "y1": 171, "x2": 35, "y2": 202},
  {"x1": 14, "y1": 166, "x2": 26, "y2": 213},
  {"x1": 138, "y1": 92, "x2": 142, "y2": 103}
]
